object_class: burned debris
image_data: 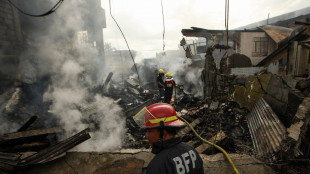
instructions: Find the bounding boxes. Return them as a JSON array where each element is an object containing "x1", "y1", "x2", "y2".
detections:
[
  {"x1": 0, "y1": 128, "x2": 90, "y2": 173},
  {"x1": 175, "y1": 99, "x2": 252, "y2": 156},
  {"x1": 176, "y1": 12, "x2": 310, "y2": 173}
]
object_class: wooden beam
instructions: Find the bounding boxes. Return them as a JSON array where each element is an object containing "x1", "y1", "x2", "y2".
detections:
[
  {"x1": 177, "y1": 118, "x2": 203, "y2": 137},
  {"x1": 263, "y1": 49, "x2": 288, "y2": 68},
  {"x1": 195, "y1": 131, "x2": 227, "y2": 153},
  {"x1": 0, "y1": 127, "x2": 62, "y2": 142}
]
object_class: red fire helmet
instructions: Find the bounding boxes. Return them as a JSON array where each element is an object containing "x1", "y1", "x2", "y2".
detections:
[{"x1": 143, "y1": 103, "x2": 186, "y2": 129}]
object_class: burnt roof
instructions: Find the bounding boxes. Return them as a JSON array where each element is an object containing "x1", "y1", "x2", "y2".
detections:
[{"x1": 181, "y1": 27, "x2": 262, "y2": 38}]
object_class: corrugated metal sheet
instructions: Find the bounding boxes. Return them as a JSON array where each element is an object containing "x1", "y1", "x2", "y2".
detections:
[
  {"x1": 20, "y1": 128, "x2": 90, "y2": 165},
  {"x1": 256, "y1": 27, "x2": 306, "y2": 67},
  {"x1": 0, "y1": 127, "x2": 62, "y2": 141},
  {"x1": 230, "y1": 67, "x2": 264, "y2": 76},
  {"x1": 246, "y1": 98, "x2": 286, "y2": 161},
  {"x1": 260, "y1": 25, "x2": 293, "y2": 44},
  {"x1": 0, "y1": 152, "x2": 20, "y2": 172},
  {"x1": 0, "y1": 128, "x2": 90, "y2": 173}
]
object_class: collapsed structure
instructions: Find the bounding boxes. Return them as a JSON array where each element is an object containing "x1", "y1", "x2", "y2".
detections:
[{"x1": 178, "y1": 7, "x2": 310, "y2": 173}]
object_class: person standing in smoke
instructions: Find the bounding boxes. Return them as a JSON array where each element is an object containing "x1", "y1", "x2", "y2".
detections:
[
  {"x1": 157, "y1": 69, "x2": 165, "y2": 100},
  {"x1": 164, "y1": 72, "x2": 177, "y2": 104}
]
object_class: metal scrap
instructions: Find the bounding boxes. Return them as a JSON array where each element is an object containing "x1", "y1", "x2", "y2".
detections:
[
  {"x1": 246, "y1": 98, "x2": 287, "y2": 161},
  {"x1": 0, "y1": 128, "x2": 91, "y2": 173},
  {"x1": 20, "y1": 128, "x2": 90, "y2": 165}
]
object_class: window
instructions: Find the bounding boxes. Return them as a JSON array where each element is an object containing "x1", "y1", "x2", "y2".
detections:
[
  {"x1": 197, "y1": 45, "x2": 206, "y2": 54},
  {"x1": 252, "y1": 37, "x2": 268, "y2": 57},
  {"x1": 76, "y1": 31, "x2": 88, "y2": 44}
]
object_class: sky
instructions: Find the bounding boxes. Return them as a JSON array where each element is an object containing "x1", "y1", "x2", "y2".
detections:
[{"x1": 101, "y1": 0, "x2": 310, "y2": 58}]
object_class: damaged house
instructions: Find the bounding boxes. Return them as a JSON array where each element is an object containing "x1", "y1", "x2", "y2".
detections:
[
  {"x1": 179, "y1": 6, "x2": 310, "y2": 174},
  {"x1": 181, "y1": 7, "x2": 310, "y2": 77},
  {"x1": 182, "y1": 25, "x2": 310, "y2": 76}
]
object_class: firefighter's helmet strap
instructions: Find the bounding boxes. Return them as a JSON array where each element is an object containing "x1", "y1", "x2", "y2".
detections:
[{"x1": 159, "y1": 121, "x2": 164, "y2": 143}]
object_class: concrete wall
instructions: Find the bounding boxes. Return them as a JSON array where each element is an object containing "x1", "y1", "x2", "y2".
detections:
[
  {"x1": 0, "y1": 0, "x2": 22, "y2": 92},
  {"x1": 295, "y1": 45, "x2": 310, "y2": 76},
  {"x1": 231, "y1": 67, "x2": 264, "y2": 75},
  {"x1": 288, "y1": 41, "x2": 310, "y2": 76},
  {"x1": 23, "y1": 150, "x2": 276, "y2": 174},
  {"x1": 239, "y1": 32, "x2": 276, "y2": 66},
  {"x1": 288, "y1": 41, "x2": 298, "y2": 75},
  {"x1": 267, "y1": 61, "x2": 280, "y2": 74}
]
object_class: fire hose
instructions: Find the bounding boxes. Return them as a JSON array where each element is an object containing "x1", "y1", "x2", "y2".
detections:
[{"x1": 177, "y1": 116, "x2": 240, "y2": 174}]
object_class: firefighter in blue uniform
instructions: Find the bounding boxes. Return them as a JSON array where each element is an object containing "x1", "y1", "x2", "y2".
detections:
[
  {"x1": 164, "y1": 72, "x2": 177, "y2": 104},
  {"x1": 140, "y1": 103, "x2": 204, "y2": 174}
]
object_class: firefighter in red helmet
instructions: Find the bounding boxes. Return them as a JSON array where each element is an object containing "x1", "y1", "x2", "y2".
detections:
[{"x1": 135, "y1": 103, "x2": 204, "y2": 174}]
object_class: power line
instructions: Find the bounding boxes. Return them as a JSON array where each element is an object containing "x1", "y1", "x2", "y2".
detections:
[
  {"x1": 108, "y1": 0, "x2": 141, "y2": 87},
  {"x1": 7, "y1": 0, "x2": 64, "y2": 17},
  {"x1": 225, "y1": 0, "x2": 229, "y2": 47},
  {"x1": 160, "y1": 0, "x2": 166, "y2": 55}
]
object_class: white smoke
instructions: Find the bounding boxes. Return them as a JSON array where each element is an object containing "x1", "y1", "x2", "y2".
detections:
[
  {"x1": 154, "y1": 49, "x2": 204, "y2": 98},
  {"x1": 77, "y1": 95, "x2": 125, "y2": 151},
  {"x1": 43, "y1": 57, "x2": 125, "y2": 151},
  {"x1": 15, "y1": 0, "x2": 127, "y2": 151}
]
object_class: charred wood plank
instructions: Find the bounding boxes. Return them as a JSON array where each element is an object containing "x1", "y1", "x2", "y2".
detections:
[
  {"x1": 295, "y1": 21, "x2": 310, "y2": 26},
  {"x1": 104, "y1": 72, "x2": 113, "y2": 86},
  {"x1": 181, "y1": 114, "x2": 195, "y2": 122},
  {"x1": 0, "y1": 152, "x2": 20, "y2": 172},
  {"x1": 17, "y1": 116, "x2": 38, "y2": 132},
  {"x1": 0, "y1": 152, "x2": 20, "y2": 161},
  {"x1": 0, "y1": 127, "x2": 62, "y2": 152},
  {"x1": 19, "y1": 128, "x2": 90, "y2": 165},
  {"x1": 195, "y1": 131, "x2": 227, "y2": 153},
  {"x1": 177, "y1": 118, "x2": 203, "y2": 137},
  {"x1": 0, "y1": 127, "x2": 62, "y2": 143},
  {"x1": 125, "y1": 99, "x2": 155, "y2": 117},
  {"x1": 296, "y1": 79, "x2": 310, "y2": 90},
  {"x1": 128, "y1": 86, "x2": 140, "y2": 95},
  {"x1": 125, "y1": 79, "x2": 139, "y2": 88},
  {"x1": 186, "y1": 140, "x2": 200, "y2": 147}
]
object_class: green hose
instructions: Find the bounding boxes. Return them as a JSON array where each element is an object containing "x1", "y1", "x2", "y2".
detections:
[{"x1": 177, "y1": 116, "x2": 240, "y2": 174}]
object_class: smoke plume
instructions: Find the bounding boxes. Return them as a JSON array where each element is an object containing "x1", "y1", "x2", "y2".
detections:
[
  {"x1": 150, "y1": 48, "x2": 204, "y2": 98},
  {"x1": 15, "y1": 0, "x2": 125, "y2": 151}
]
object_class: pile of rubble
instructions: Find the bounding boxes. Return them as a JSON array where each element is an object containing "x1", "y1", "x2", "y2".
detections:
[
  {"x1": 122, "y1": 72, "x2": 310, "y2": 174},
  {"x1": 211, "y1": 73, "x2": 309, "y2": 173},
  {"x1": 92, "y1": 72, "x2": 155, "y2": 111},
  {"x1": 0, "y1": 70, "x2": 156, "y2": 173},
  {"x1": 122, "y1": 91, "x2": 253, "y2": 155},
  {"x1": 175, "y1": 99, "x2": 253, "y2": 156},
  {"x1": 0, "y1": 118, "x2": 90, "y2": 173},
  {"x1": 1, "y1": 65, "x2": 309, "y2": 174}
]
